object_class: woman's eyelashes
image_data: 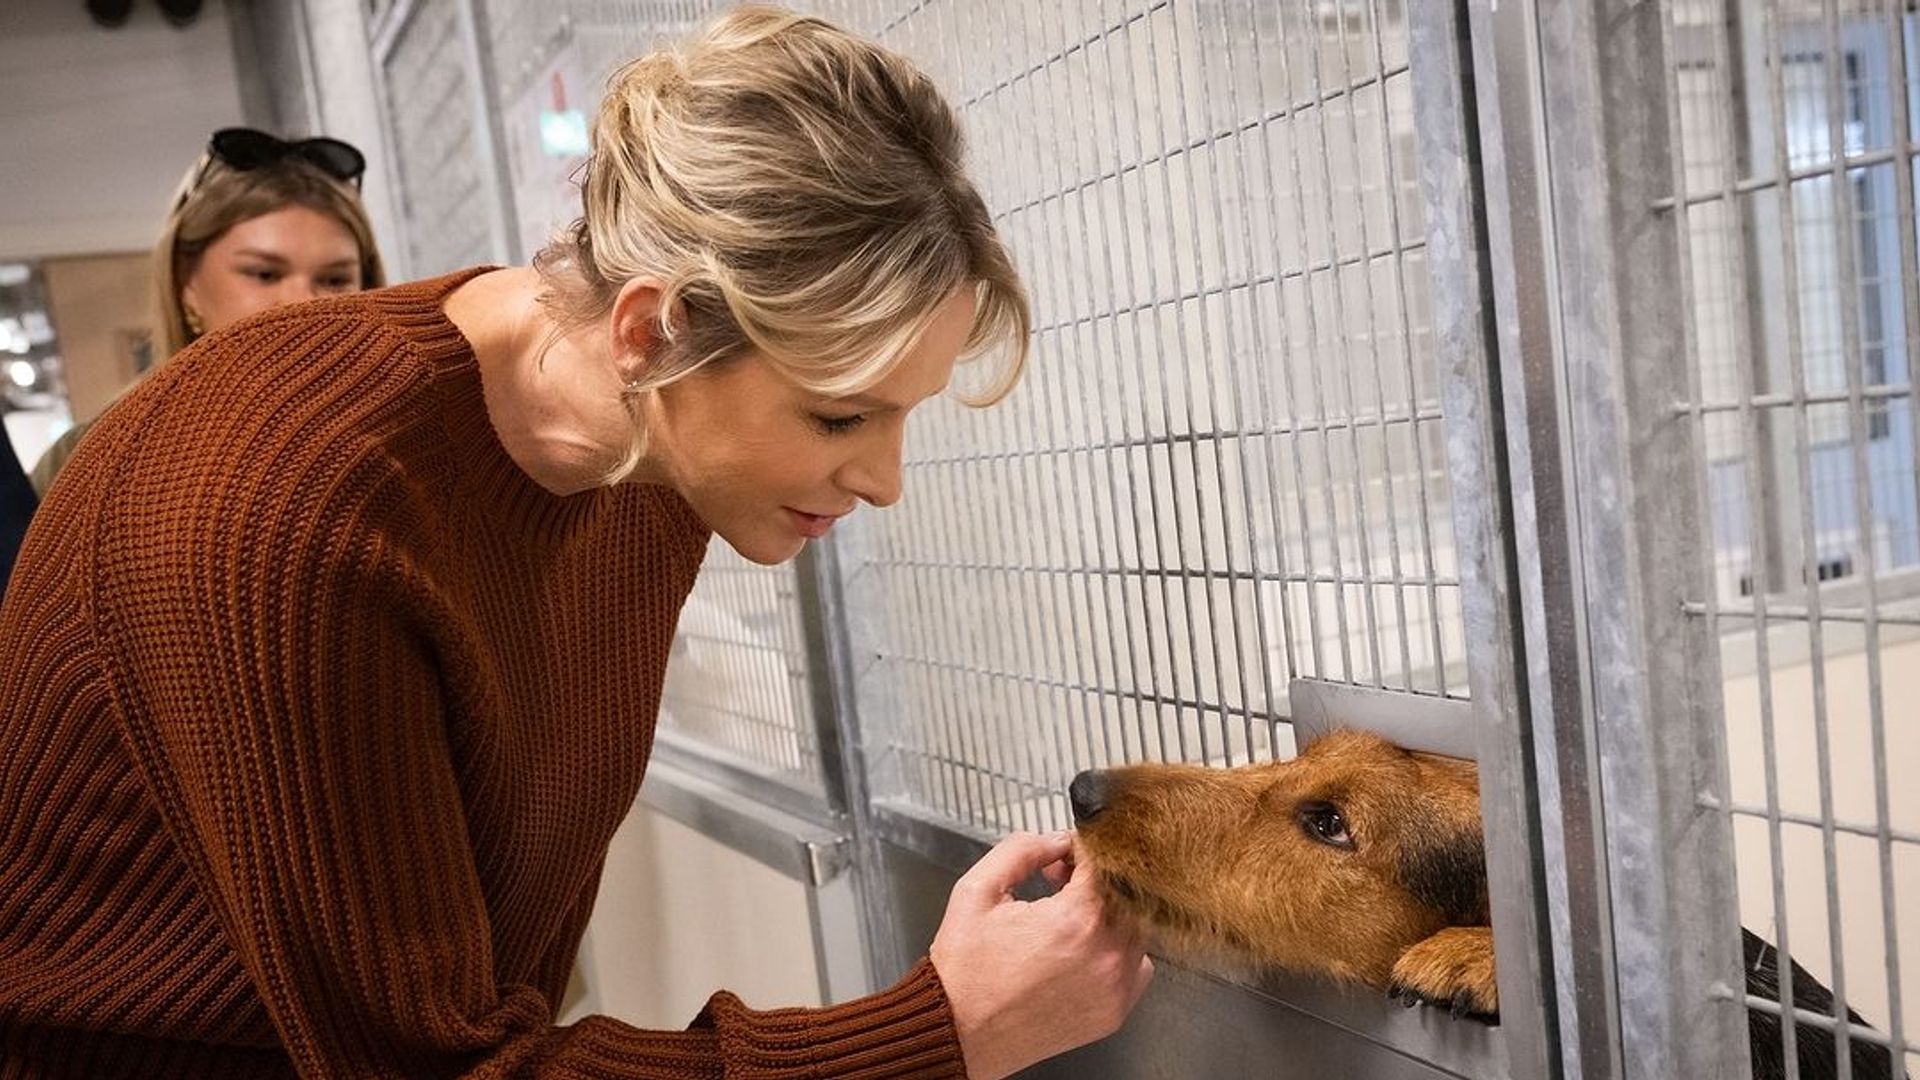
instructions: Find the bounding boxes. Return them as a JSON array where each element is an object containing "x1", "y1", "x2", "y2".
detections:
[
  {"x1": 811, "y1": 412, "x2": 868, "y2": 436},
  {"x1": 239, "y1": 266, "x2": 357, "y2": 291}
]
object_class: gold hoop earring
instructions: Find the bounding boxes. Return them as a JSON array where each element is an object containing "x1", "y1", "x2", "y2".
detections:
[{"x1": 183, "y1": 305, "x2": 206, "y2": 337}]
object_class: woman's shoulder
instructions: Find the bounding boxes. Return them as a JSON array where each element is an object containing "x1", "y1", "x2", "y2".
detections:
[
  {"x1": 194, "y1": 270, "x2": 485, "y2": 377},
  {"x1": 144, "y1": 313, "x2": 432, "y2": 462},
  {"x1": 69, "y1": 310, "x2": 464, "y2": 549},
  {"x1": 141, "y1": 269, "x2": 497, "y2": 456}
]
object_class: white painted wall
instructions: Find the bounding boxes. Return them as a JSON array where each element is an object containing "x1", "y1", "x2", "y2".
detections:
[
  {"x1": 564, "y1": 803, "x2": 824, "y2": 1028},
  {"x1": 0, "y1": 0, "x2": 246, "y2": 260}
]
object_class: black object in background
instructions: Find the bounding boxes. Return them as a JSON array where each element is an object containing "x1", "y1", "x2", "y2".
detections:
[
  {"x1": 83, "y1": 0, "x2": 202, "y2": 28},
  {"x1": 0, "y1": 433, "x2": 37, "y2": 600}
]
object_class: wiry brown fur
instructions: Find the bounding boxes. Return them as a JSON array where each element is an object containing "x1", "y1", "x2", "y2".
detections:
[{"x1": 1071, "y1": 729, "x2": 1495, "y2": 1013}]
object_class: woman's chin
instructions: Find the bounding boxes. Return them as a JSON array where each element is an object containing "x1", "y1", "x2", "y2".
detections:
[{"x1": 719, "y1": 528, "x2": 806, "y2": 566}]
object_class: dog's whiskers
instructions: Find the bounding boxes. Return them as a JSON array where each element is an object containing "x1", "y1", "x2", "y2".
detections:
[{"x1": 1098, "y1": 870, "x2": 1260, "y2": 957}]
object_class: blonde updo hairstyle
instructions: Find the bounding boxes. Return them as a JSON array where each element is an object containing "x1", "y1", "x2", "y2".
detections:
[
  {"x1": 152, "y1": 155, "x2": 386, "y2": 361},
  {"x1": 535, "y1": 5, "x2": 1031, "y2": 482}
]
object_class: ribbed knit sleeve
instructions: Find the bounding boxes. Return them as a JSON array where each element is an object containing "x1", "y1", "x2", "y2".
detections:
[
  {"x1": 541, "y1": 961, "x2": 963, "y2": 1079},
  {"x1": 4, "y1": 282, "x2": 970, "y2": 1080}
]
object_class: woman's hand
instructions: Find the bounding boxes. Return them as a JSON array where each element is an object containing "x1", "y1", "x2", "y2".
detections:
[{"x1": 929, "y1": 831, "x2": 1154, "y2": 1080}]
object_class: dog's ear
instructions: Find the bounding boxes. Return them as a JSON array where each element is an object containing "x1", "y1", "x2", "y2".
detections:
[{"x1": 1394, "y1": 784, "x2": 1489, "y2": 925}]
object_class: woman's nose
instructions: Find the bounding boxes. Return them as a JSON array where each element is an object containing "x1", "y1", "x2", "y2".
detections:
[
  {"x1": 281, "y1": 278, "x2": 322, "y2": 304},
  {"x1": 841, "y1": 431, "x2": 903, "y2": 508}
]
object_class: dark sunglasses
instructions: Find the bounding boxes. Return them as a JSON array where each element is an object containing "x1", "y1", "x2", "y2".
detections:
[{"x1": 183, "y1": 128, "x2": 367, "y2": 200}]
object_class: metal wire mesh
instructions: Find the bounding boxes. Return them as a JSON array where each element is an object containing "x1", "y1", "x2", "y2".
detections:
[
  {"x1": 656, "y1": 542, "x2": 827, "y2": 798},
  {"x1": 1661, "y1": 0, "x2": 1917, "y2": 1072},
  {"x1": 824, "y1": 0, "x2": 1463, "y2": 838}
]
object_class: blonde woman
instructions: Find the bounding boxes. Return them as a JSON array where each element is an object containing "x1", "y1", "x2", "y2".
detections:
[
  {"x1": 27, "y1": 127, "x2": 384, "y2": 496},
  {"x1": 0, "y1": 9, "x2": 1150, "y2": 1080}
]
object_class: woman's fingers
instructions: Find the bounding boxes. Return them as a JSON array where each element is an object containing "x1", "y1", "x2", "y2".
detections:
[
  {"x1": 1039, "y1": 857, "x2": 1074, "y2": 892},
  {"x1": 950, "y1": 831, "x2": 1074, "y2": 909}
]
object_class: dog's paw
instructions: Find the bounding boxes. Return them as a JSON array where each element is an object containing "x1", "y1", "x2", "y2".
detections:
[{"x1": 1388, "y1": 926, "x2": 1499, "y2": 1022}]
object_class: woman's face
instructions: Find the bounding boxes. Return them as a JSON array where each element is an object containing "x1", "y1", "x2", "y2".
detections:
[
  {"x1": 180, "y1": 204, "x2": 364, "y2": 334},
  {"x1": 650, "y1": 288, "x2": 977, "y2": 565}
]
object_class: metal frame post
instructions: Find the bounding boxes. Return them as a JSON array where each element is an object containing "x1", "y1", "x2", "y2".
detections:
[
  {"x1": 1465, "y1": 1, "x2": 1754, "y2": 1077},
  {"x1": 800, "y1": 535, "x2": 907, "y2": 994},
  {"x1": 1409, "y1": 3, "x2": 1561, "y2": 1076}
]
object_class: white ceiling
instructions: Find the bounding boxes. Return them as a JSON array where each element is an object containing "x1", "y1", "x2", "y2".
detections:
[{"x1": 0, "y1": 0, "x2": 246, "y2": 260}]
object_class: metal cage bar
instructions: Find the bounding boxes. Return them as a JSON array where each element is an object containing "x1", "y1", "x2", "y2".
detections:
[
  {"x1": 843, "y1": 0, "x2": 1469, "y2": 840},
  {"x1": 377, "y1": 0, "x2": 494, "y2": 276},
  {"x1": 657, "y1": 542, "x2": 833, "y2": 809}
]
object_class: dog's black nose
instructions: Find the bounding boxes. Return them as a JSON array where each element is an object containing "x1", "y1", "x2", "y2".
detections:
[{"x1": 1069, "y1": 770, "x2": 1111, "y2": 823}]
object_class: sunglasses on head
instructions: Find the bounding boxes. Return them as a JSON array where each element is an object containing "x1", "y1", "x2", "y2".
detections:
[{"x1": 182, "y1": 128, "x2": 367, "y2": 201}]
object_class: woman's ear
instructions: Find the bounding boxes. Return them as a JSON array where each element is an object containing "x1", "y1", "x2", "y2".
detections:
[
  {"x1": 179, "y1": 272, "x2": 203, "y2": 320},
  {"x1": 608, "y1": 278, "x2": 671, "y2": 388}
]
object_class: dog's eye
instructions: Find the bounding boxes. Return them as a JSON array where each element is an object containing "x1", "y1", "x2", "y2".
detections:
[{"x1": 1299, "y1": 802, "x2": 1354, "y2": 849}]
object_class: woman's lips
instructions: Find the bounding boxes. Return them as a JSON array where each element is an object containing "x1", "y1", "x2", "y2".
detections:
[{"x1": 786, "y1": 508, "x2": 841, "y2": 538}]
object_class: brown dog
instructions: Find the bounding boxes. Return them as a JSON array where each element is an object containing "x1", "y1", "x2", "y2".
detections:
[
  {"x1": 1069, "y1": 728, "x2": 1905, "y2": 1080},
  {"x1": 1068, "y1": 728, "x2": 1496, "y2": 1015}
]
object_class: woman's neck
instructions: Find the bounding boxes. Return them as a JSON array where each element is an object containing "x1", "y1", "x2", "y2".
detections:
[{"x1": 443, "y1": 267, "x2": 663, "y2": 495}]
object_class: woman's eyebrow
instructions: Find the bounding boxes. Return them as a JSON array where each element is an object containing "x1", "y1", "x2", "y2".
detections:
[
  {"x1": 831, "y1": 391, "x2": 906, "y2": 411},
  {"x1": 833, "y1": 382, "x2": 951, "y2": 410}
]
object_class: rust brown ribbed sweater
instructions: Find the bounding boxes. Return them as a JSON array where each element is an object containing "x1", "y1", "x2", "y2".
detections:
[{"x1": 0, "y1": 269, "x2": 967, "y2": 1079}]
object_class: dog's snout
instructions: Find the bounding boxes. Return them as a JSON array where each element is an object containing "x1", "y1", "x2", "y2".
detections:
[{"x1": 1069, "y1": 770, "x2": 1112, "y2": 824}]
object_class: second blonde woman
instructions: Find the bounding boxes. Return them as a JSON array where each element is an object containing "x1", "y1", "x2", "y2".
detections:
[{"x1": 28, "y1": 126, "x2": 384, "y2": 496}]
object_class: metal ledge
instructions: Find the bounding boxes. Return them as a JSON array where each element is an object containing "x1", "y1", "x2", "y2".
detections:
[
  {"x1": 1289, "y1": 678, "x2": 1479, "y2": 761},
  {"x1": 870, "y1": 799, "x2": 997, "y2": 877},
  {"x1": 638, "y1": 756, "x2": 850, "y2": 887},
  {"x1": 650, "y1": 730, "x2": 839, "y2": 827}
]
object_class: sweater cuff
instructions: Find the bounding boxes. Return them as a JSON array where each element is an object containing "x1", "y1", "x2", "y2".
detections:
[
  {"x1": 701, "y1": 957, "x2": 967, "y2": 1078},
  {"x1": 549, "y1": 1015, "x2": 726, "y2": 1079}
]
